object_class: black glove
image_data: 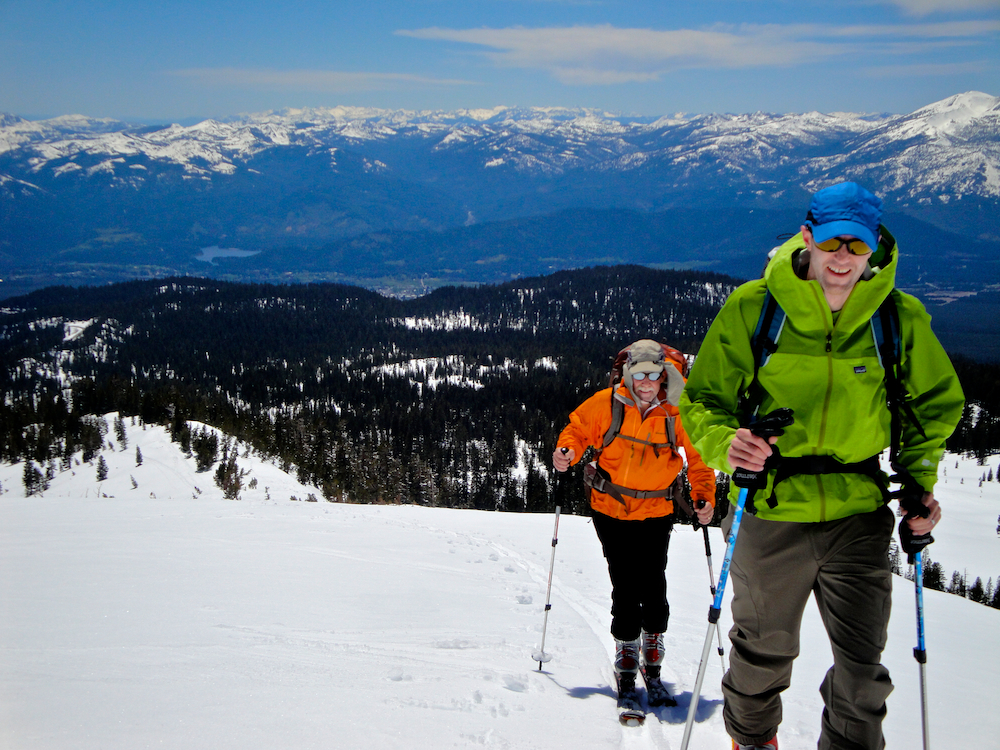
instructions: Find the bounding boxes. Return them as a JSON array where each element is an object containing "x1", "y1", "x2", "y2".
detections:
[
  {"x1": 894, "y1": 478, "x2": 933, "y2": 559},
  {"x1": 899, "y1": 517, "x2": 934, "y2": 559},
  {"x1": 731, "y1": 408, "x2": 794, "y2": 490}
]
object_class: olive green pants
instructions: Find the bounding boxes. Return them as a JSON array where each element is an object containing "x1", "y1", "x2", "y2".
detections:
[{"x1": 722, "y1": 505, "x2": 895, "y2": 750}]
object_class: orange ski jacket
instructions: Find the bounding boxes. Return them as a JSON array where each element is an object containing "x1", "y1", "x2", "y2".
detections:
[{"x1": 557, "y1": 386, "x2": 716, "y2": 521}]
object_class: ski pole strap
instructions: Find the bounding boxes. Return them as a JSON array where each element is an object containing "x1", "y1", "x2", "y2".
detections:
[
  {"x1": 731, "y1": 407, "x2": 794, "y2": 492},
  {"x1": 894, "y1": 473, "x2": 933, "y2": 558},
  {"x1": 900, "y1": 517, "x2": 934, "y2": 560}
]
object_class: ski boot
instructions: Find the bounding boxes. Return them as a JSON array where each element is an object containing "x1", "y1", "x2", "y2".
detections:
[
  {"x1": 639, "y1": 631, "x2": 676, "y2": 707},
  {"x1": 614, "y1": 638, "x2": 644, "y2": 725}
]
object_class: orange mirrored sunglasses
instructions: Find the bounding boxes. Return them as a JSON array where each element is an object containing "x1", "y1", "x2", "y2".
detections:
[{"x1": 814, "y1": 236, "x2": 873, "y2": 255}]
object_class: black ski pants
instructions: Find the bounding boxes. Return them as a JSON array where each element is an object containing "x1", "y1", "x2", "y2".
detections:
[{"x1": 592, "y1": 511, "x2": 673, "y2": 641}]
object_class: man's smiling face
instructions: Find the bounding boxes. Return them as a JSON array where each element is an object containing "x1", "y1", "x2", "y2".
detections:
[{"x1": 803, "y1": 225, "x2": 872, "y2": 305}]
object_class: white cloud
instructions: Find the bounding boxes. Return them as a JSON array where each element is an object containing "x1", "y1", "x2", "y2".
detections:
[
  {"x1": 169, "y1": 68, "x2": 475, "y2": 92},
  {"x1": 889, "y1": 0, "x2": 1000, "y2": 16},
  {"x1": 832, "y1": 20, "x2": 1000, "y2": 36},
  {"x1": 397, "y1": 25, "x2": 823, "y2": 83},
  {"x1": 396, "y1": 22, "x2": 998, "y2": 85}
]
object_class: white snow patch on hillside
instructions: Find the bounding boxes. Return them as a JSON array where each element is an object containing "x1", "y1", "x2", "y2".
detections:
[
  {"x1": 63, "y1": 318, "x2": 96, "y2": 342},
  {"x1": 399, "y1": 311, "x2": 479, "y2": 331}
]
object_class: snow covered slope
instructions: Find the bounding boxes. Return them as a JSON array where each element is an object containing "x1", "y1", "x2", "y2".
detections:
[{"x1": 1, "y1": 417, "x2": 998, "y2": 749}]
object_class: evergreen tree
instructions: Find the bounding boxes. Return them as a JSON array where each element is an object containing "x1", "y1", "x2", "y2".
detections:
[
  {"x1": 922, "y1": 556, "x2": 946, "y2": 591},
  {"x1": 136, "y1": 446, "x2": 143, "y2": 466},
  {"x1": 968, "y1": 576, "x2": 986, "y2": 603},
  {"x1": 23, "y1": 461, "x2": 44, "y2": 497},
  {"x1": 948, "y1": 570, "x2": 966, "y2": 597},
  {"x1": 214, "y1": 455, "x2": 247, "y2": 500},
  {"x1": 96, "y1": 456, "x2": 109, "y2": 482},
  {"x1": 887, "y1": 541, "x2": 902, "y2": 576},
  {"x1": 192, "y1": 428, "x2": 219, "y2": 472},
  {"x1": 81, "y1": 422, "x2": 103, "y2": 464},
  {"x1": 114, "y1": 415, "x2": 128, "y2": 449}
]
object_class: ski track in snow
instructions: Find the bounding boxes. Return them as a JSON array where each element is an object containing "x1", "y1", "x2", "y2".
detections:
[{"x1": 1, "y1": 415, "x2": 998, "y2": 749}]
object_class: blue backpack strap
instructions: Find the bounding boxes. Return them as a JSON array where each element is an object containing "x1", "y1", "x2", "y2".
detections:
[
  {"x1": 739, "y1": 288, "x2": 786, "y2": 422},
  {"x1": 753, "y1": 288, "x2": 787, "y2": 371}
]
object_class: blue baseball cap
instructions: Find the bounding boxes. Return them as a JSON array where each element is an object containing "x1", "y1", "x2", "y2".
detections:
[{"x1": 805, "y1": 182, "x2": 883, "y2": 251}]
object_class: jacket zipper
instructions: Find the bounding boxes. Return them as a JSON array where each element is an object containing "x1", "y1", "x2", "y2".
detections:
[{"x1": 812, "y1": 291, "x2": 835, "y2": 523}]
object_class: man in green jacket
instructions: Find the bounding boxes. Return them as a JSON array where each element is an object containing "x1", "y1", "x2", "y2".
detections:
[{"x1": 679, "y1": 182, "x2": 964, "y2": 750}]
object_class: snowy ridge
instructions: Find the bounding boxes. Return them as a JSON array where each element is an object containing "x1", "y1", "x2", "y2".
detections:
[
  {"x1": 1, "y1": 416, "x2": 998, "y2": 749},
  {"x1": 807, "y1": 92, "x2": 1000, "y2": 200},
  {"x1": 2, "y1": 92, "x2": 997, "y2": 195}
]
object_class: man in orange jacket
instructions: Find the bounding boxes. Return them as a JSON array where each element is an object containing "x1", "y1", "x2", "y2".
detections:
[{"x1": 553, "y1": 339, "x2": 716, "y2": 705}]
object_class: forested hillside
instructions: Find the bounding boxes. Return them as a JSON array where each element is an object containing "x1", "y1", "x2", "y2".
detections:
[{"x1": 2, "y1": 266, "x2": 998, "y2": 515}]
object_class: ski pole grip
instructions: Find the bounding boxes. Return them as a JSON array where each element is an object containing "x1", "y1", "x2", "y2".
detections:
[
  {"x1": 899, "y1": 517, "x2": 933, "y2": 558},
  {"x1": 731, "y1": 408, "x2": 794, "y2": 490},
  {"x1": 749, "y1": 407, "x2": 794, "y2": 439}
]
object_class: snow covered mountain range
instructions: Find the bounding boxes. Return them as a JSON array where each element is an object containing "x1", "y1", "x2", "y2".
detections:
[{"x1": 0, "y1": 92, "x2": 998, "y2": 299}]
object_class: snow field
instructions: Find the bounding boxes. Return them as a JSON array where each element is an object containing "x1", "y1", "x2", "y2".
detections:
[{"x1": 1, "y1": 417, "x2": 998, "y2": 749}]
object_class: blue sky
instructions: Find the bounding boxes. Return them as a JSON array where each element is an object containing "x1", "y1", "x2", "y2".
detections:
[{"x1": 2, "y1": 0, "x2": 998, "y2": 122}]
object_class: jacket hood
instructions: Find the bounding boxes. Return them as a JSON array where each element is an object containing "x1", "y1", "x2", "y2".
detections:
[{"x1": 763, "y1": 227, "x2": 899, "y2": 336}]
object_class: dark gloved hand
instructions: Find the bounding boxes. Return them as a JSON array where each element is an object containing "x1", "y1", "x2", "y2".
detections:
[
  {"x1": 895, "y1": 479, "x2": 934, "y2": 559},
  {"x1": 731, "y1": 408, "x2": 794, "y2": 489}
]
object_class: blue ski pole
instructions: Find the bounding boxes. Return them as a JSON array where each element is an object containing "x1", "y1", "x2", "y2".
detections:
[
  {"x1": 912, "y1": 550, "x2": 930, "y2": 750},
  {"x1": 899, "y1": 500, "x2": 934, "y2": 750},
  {"x1": 680, "y1": 408, "x2": 793, "y2": 750}
]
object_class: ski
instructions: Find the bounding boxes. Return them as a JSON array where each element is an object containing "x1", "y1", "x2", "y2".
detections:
[
  {"x1": 640, "y1": 665, "x2": 678, "y2": 707},
  {"x1": 616, "y1": 672, "x2": 646, "y2": 726}
]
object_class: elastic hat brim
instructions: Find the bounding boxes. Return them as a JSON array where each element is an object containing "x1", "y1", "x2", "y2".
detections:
[{"x1": 810, "y1": 219, "x2": 878, "y2": 251}]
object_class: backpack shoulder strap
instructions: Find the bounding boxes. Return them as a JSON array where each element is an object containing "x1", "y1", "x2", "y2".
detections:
[
  {"x1": 602, "y1": 393, "x2": 625, "y2": 449},
  {"x1": 601, "y1": 391, "x2": 677, "y2": 453},
  {"x1": 871, "y1": 291, "x2": 926, "y2": 468},
  {"x1": 739, "y1": 287, "x2": 786, "y2": 421},
  {"x1": 753, "y1": 288, "x2": 786, "y2": 371}
]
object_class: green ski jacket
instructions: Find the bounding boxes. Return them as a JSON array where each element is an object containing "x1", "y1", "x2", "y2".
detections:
[{"x1": 679, "y1": 231, "x2": 965, "y2": 523}]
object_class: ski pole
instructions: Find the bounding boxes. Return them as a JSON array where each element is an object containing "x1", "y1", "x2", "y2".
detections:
[
  {"x1": 681, "y1": 486, "x2": 749, "y2": 750},
  {"x1": 533, "y1": 504, "x2": 562, "y2": 671},
  {"x1": 900, "y1": 506, "x2": 934, "y2": 750},
  {"x1": 696, "y1": 500, "x2": 726, "y2": 674},
  {"x1": 681, "y1": 408, "x2": 793, "y2": 750},
  {"x1": 912, "y1": 549, "x2": 930, "y2": 750}
]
